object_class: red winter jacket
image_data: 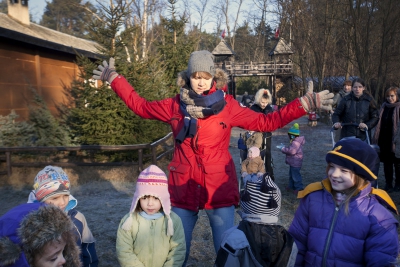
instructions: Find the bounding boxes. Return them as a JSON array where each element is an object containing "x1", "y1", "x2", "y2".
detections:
[{"x1": 110, "y1": 71, "x2": 306, "y2": 211}]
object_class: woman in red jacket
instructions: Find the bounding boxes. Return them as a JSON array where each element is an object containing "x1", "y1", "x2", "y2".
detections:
[{"x1": 93, "y1": 51, "x2": 333, "y2": 265}]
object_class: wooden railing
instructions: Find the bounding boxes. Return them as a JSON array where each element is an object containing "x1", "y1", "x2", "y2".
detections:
[
  {"x1": 215, "y1": 61, "x2": 293, "y2": 76},
  {"x1": 0, "y1": 132, "x2": 174, "y2": 177}
]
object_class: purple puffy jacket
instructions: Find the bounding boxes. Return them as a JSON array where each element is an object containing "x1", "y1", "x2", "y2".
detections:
[
  {"x1": 289, "y1": 179, "x2": 398, "y2": 267},
  {"x1": 281, "y1": 136, "x2": 305, "y2": 168}
]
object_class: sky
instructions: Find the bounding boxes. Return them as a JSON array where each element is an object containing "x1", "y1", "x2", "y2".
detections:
[
  {"x1": 29, "y1": 0, "x2": 47, "y2": 23},
  {"x1": 30, "y1": 0, "x2": 278, "y2": 34}
]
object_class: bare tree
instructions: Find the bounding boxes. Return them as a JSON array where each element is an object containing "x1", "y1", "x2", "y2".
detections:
[{"x1": 214, "y1": 0, "x2": 244, "y2": 50}]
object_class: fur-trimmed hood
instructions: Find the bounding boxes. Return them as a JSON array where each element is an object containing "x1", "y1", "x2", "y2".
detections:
[
  {"x1": 253, "y1": 88, "x2": 272, "y2": 106},
  {"x1": 176, "y1": 68, "x2": 229, "y2": 91},
  {"x1": 0, "y1": 203, "x2": 81, "y2": 267}
]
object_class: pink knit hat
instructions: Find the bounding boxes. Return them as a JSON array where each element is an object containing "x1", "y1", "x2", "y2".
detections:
[{"x1": 121, "y1": 165, "x2": 173, "y2": 235}]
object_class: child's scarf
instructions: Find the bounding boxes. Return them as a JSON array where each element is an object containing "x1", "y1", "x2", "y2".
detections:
[{"x1": 176, "y1": 88, "x2": 226, "y2": 143}]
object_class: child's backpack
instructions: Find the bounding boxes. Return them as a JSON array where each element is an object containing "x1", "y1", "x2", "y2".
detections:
[{"x1": 214, "y1": 220, "x2": 297, "y2": 267}]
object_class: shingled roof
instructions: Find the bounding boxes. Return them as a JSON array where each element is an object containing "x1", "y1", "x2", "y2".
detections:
[
  {"x1": 0, "y1": 13, "x2": 100, "y2": 59},
  {"x1": 268, "y1": 38, "x2": 293, "y2": 56},
  {"x1": 212, "y1": 39, "x2": 235, "y2": 57}
]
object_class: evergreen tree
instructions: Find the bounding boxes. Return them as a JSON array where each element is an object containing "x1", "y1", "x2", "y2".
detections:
[
  {"x1": 0, "y1": 110, "x2": 34, "y2": 147},
  {"x1": 67, "y1": 4, "x2": 169, "y2": 146},
  {"x1": 156, "y1": 0, "x2": 198, "y2": 94},
  {"x1": 28, "y1": 88, "x2": 71, "y2": 146},
  {"x1": 40, "y1": 0, "x2": 96, "y2": 38},
  {"x1": 0, "y1": 0, "x2": 7, "y2": 14}
]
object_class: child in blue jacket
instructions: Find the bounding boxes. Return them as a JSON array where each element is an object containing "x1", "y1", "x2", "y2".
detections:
[
  {"x1": 289, "y1": 138, "x2": 398, "y2": 267},
  {"x1": 27, "y1": 165, "x2": 99, "y2": 267}
]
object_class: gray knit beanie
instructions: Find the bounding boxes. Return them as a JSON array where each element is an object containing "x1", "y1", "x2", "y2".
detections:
[{"x1": 187, "y1": 50, "x2": 215, "y2": 76}]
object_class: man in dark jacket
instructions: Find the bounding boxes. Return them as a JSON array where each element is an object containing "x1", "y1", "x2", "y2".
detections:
[{"x1": 332, "y1": 78, "x2": 379, "y2": 141}]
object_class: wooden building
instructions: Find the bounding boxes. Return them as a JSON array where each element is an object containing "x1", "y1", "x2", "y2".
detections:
[{"x1": 0, "y1": 0, "x2": 100, "y2": 119}]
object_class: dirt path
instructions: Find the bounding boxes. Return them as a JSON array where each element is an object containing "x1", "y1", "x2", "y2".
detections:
[{"x1": 1, "y1": 115, "x2": 398, "y2": 267}]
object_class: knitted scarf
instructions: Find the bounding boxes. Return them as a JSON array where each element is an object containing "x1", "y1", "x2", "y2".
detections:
[
  {"x1": 176, "y1": 88, "x2": 226, "y2": 143},
  {"x1": 373, "y1": 101, "x2": 400, "y2": 152}
]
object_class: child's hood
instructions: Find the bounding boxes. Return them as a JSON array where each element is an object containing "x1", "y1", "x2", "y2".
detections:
[
  {"x1": 27, "y1": 190, "x2": 78, "y2": 211},
  {"x1": 292, "y1": 135, "x2": 305, "y2": 145},
  {"x1": 298, "y1": 179, "x2": 398, "y2": 214},
  {"x1": 0, "y1": 203, "x2": 81, "y2": 267}
]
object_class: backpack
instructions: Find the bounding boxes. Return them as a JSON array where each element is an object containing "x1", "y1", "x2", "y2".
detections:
[{"x1": 214, "y1": 220, "x2": 297, "y2": 267}]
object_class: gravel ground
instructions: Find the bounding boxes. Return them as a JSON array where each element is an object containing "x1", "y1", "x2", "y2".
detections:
[{"x1": 1, "y1": 115, "x2": 399, "y2": 266}]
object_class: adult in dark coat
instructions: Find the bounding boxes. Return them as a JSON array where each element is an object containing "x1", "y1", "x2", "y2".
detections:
[
  {"x1": 332, "y1": 78, "x2": 379, "y2": 141},
  {"x1": 250, "y1": 88, "x2": 275, "y2": 180},
  {"x1": 372, "y1": 87, "x2": 400, "y2": 192}
]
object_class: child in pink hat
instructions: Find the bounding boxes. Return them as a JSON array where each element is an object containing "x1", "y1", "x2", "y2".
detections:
[{"x1": 116, "y1": 165, "x2": 186, "y2": 267}]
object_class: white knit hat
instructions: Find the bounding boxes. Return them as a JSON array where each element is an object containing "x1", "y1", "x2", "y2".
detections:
[{"x1": 121, "y1": 165, "x2": 173, "y2": 236}]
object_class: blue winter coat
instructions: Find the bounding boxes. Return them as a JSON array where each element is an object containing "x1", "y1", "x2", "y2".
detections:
[{"x1": 288, "y1": 179, "x2": 398, "y2": 267}]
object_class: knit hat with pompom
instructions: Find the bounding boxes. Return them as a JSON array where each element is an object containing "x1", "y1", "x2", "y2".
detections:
[{"x1": 288, "y1": 123, "x2": 300, "y2": 136}]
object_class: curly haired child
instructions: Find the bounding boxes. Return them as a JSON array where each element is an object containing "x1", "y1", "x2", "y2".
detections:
[{"x1": 0, "y1": 203, "x2": 81, "y2": 267}]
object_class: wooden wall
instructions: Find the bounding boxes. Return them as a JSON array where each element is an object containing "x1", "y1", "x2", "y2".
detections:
[{"x1": 0, "y1": 37, "x2": 79, "y2": 120}]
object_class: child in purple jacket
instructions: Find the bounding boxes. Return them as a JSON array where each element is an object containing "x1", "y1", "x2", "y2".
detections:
[
  {"x1": 289, "y1": 138, "x2": 398, "y2": 267},
  {"x1": 278, "y1": 123, "x2": 305, "y2": 193}
]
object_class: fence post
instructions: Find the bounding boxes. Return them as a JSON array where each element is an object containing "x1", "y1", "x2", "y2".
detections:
[
  {"x1": 151, "y1": 146, "x2": 157, "y2": 164},
  {"x1": 138, "y1": 149, "x2": 143, "y2": 171},
  {"x1": 6, "y1": 152, "x2": 11, "y2": 177}
]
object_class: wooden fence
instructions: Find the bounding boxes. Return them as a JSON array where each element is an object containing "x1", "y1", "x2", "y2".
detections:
[{"x1": 0, "y1": 132, "x2": 174, "y2": 177}]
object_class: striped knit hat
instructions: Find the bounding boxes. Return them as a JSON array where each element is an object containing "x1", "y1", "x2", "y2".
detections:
[
  {"x1": 240, "y1": 173, "x2": 281, "y2": 224},
  {"x1": 288, "y1": 123, "x2": 300, "y2": 136},
  {"x1": 121, "y1": 165, "x2": 173, "y2": 236}
]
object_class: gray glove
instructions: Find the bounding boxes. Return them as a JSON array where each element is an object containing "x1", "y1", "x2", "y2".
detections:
[
  {"x1": 299, "y1": 80, "x2": 334, "y2": 112},
  {"x1": 92, "y1": 57, "x2": 119, "y2": 83}
]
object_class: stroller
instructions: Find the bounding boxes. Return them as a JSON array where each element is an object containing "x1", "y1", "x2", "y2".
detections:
[
  {"x1": 330, "y1": 123, "x2": 380, "y2": 188},
  {"x1": 237, "y1": 131, "x2": 270, "y2": 191},
  {"x1": 215, "y1": 173, "x2": 297, "y2": 267}
]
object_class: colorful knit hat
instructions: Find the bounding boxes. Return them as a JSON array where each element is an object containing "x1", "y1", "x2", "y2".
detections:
[
  {"x1": 326, "y1": 138, "x2": 378, "y2": 181},
  {"x1": 288, "y1": 123, "x2": 300, "y2": 136},
  {"x1": 121, "y1": 165, "x2": 173, "y2": 235},
  {"x1": 240, "y1": 173, "x2": 281, "y2": 224},
  {"x1": 248, "y1": 146, "x2": 260, "y2": 158},
  {"x1": 33, "y1": 166, "x2": 70, "y2": 202},
  {"x1": 187, "y1": 50, "x2": 215, "y2": 76}
]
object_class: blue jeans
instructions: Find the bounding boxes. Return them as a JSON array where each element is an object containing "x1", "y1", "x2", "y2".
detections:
[
  {"x1": 172, "y1": 205, "x2": 235, "y2": 266},
  {"x1": 289, "y1": 166, "x2": 303, "y2": 190}
]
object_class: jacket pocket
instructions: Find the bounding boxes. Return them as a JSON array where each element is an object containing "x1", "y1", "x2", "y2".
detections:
[
  {"x1": 203, "y1": 164, "x2": 237, "y2": 206},
  {"x1": 168, "y1": 161, "x2": 191, "y2": 202},
  {"x1": 204, "y1": 164, "x2": 227, "y2": 174}
]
